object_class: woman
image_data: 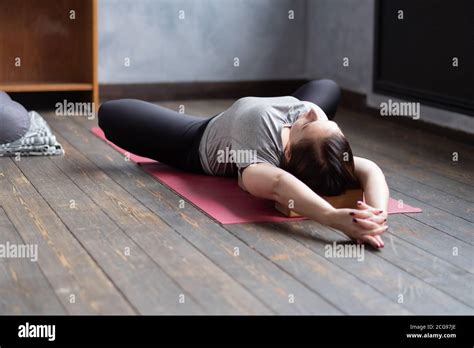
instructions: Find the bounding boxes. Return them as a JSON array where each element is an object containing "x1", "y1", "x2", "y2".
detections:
[{"x1": 99, "y1": 79, "x2": 389, "y2": 248}]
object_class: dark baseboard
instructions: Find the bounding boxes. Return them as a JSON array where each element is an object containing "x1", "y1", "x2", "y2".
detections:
[
  {"x1": 99, "y1": 81, "x2": 473, "y2": 145},
  {"x1": 340, "y1": 89, "x2": 368, "y2": 113},
  {"x1": 364, "y1": 105, "x2": 474, "y2": 145},
  {"x1": 99, "y1": 80, "x2": 309, "y2": 102},
  {"x1": 8, "y1": 91, "x2": 93, "y2": 113},
  {"x1": 337, "y1": 88, "x2": 473, "y2": 145},
  {"x1": 100, "y1": 80, "x2": 370, "y2": 111},
  {"x1": 356, "y1": 98, "x2": 474, "y2": 145}
]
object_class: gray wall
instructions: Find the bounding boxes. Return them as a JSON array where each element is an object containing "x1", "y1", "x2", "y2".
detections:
[
  {"x1": 304, "y1": 0, "x2": 473, "y2": 133},
  {"x1": 304, "y1": 0, "x2": 374, "y2": 94},
  {"x1": 98, "y1": 0, "x2": 472, "y2": 132},
  {"x1": 99, "y1": 0, "x2": 374, "y2": 92},
  {"x1": 98, "y1": 0, "x2": 307, "y2": 83}
]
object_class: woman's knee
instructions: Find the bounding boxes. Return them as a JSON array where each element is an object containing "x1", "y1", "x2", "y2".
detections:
[
  {"x1": 307, "y1": 79, "x2": 341, "y2": 119},
  {"x1": 98, "y1": 99, "x2": 128, "y2": 130},
  {"x1": 311, "y1": 79, "x2": 341, "y2": 97},
  {"x1": 98, "y1": 100, "x2": 112, "y2": 127}
]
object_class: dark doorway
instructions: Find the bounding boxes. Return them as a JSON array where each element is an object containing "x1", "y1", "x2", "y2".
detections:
[{"x1": 374, "y1": 0, "x2": 474, "y2": 116}]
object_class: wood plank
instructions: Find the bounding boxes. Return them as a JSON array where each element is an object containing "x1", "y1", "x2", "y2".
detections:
[
  {"x1": 350, "y1": 143, "x2": 474, "y2": 243},
  {"x1": 225, "y1": 222, "x2": 412, "y2": 314},
  {"x1": 50, "y1": 101, "x2": 472, "y2": 316},
  {"x1": 351, "y1": 136, "x2": 474, "y2": 221},
  {"x1": 150, "y1": 100, "x2": 474, "y2": 308},
  {"x1": 47, "y1": 130, "x2": 272, "y2": 314},
  {"x1": 0, "y1": 206, "x2": 66, "y2": 314},
  {"x1": 336, "y1": 124, "x2": 474, "y2": 244},
  {"x1": 338, "y1": 136, "x2": 474, "y2": 272},
  {"x1": 383, "y1": 171, "x2": 473, "y2": 222},
  {"x1": 338, "y1": 108, "x2": 474, "y2": 186},
  {"x1": 46, "y1": 114, "x2": 342, "y2": 315},
  {"x1": 274, "y1": 220, "x2": 473, "y2": 311},
  {"x1": 384, "y1": 214, "x2": 473, "y2": 274},
  {"x1": 389, "y1": 190, "x2": 473, "y2": 246},
  {"x1": 14, "y1": 156, "x2": 206, "y2": 315},
  {"x1": 0, "y1": 159, "x2": 136, "y2": 314},
  {"x1": 107, "y1": 100, "x2": 474, "y2": 267},
  {"x1": 350, "y1": 139, "x2": 474, "y2": 203},
  {"x1": 340, "y1": 107, "x2": 474, "y2": 163},
  {"x1": 372, "y1": 233, "x2": 473, "y2": 308},
  {"x1": 141, "y1": 101, "x2": 474, "y2": 273}
]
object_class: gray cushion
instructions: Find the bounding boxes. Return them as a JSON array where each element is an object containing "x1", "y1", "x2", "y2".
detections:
[
  {"x1": 0, "y1": 100, "x2": 31, "y2": 144},
  {"x1": 0, "y1": 91, "x2": 12, "y2": 103}
]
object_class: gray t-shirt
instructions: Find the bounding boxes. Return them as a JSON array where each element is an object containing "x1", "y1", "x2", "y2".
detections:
[{"x1": 199, "y1": 96, "x2": 322, "y2": 177}]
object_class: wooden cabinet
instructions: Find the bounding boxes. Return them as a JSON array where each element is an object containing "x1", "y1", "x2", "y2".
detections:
[{"x1": 0, "y1": 0, "x2": 98, "y2": 109}]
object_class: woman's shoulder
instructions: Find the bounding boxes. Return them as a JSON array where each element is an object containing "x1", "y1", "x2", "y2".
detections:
[{"x1": 234, "y1": 96, "x2": 299, "y2": 105}]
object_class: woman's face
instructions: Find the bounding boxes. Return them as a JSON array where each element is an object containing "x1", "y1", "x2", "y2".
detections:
[{"x1": 289, "y1": 107, "x2": 343, "y2": 148}]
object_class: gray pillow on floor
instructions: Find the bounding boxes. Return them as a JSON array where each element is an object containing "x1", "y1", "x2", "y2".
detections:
[
  {"x1": 0, "y1": 110, "x2": 64, "y2": 157},
  {"x1": 0, "y1": 100, "x2": 31, "y2": 144},
  {"x1": 0, "y1": 91, "x2": 12, "y2": 103}
]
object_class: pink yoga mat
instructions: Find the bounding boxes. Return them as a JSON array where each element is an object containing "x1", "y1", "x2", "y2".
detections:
[{"x1": 91, "y1": 127, "x2": 422, "y2": 224}]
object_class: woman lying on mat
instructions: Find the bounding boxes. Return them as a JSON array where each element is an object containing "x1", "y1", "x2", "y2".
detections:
[{"x1": 98, "y1": 79, "x2": 389, "y2": 248}]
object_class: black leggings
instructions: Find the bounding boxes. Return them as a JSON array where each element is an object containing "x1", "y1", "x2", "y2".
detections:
[{"x1": 98, "y1": 79, "x2": 341, "y2": 173}]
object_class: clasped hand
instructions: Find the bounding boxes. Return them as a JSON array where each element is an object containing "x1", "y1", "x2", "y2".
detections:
[{"x1": 326, "y1": 201, "x2": 388, "y2": 249}]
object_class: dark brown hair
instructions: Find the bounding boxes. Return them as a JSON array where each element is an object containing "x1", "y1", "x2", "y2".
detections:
[{"x1": 282, "y1": 134, "x2": 360, "y2": 196}]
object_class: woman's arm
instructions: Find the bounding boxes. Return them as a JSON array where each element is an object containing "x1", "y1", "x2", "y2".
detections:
[
  {"x1": 353, "y1": 157, "x2": 389, "y2": 213},
  {"x1": 241, "y1": 163, "x2": 388, "y2": 244},
  {"x1": 241, "y1": 162, "x2": 335, "y2": 222}
]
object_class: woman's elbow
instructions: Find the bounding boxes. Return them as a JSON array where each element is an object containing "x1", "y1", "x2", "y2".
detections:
[
  {"x1": 271, "y1": 171, "x2": 290, "y2": 203},
  {"x1": 371, "y1": 161, "x2": 389, "y2": 192},
  {"x1": 366, "y1": 159, "x2": 385, "y2": 177}
]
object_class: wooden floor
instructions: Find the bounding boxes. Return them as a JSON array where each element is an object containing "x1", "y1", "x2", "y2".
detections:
[{"x1": 0, "y1": 99, "x2": 473, "y2": 315}]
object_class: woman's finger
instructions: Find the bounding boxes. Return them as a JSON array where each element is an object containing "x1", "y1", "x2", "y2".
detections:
[
  {"x1": 367, "y1": 235, "x2": 383, "y2": 248},
  {"x1": 366, "y1": 215, "x2": 387, "y2": 225},
  {"x1": 374, "y1": 235, "x2": 385, "y2": 248},
  {"x1": 353, "y1": 222, "x2": 388, "y2": 236},
  {"x1": 356, "y1": 201, "x2": 384, "y2": 215},
  {"x1": 348, "y1": 209, "x2": 373, "y2": 219},
  {"x1": 358, "y1": 235, "x2": 382, "y2": 248},
  {"x1": 352, "y1": 217, "x2": 381, "y2": 230},
  {"x1": 357, "y1": 234, "x2": 385, "y2": 248},
  {"x1": 351, "y1": 209, "x2": 387, "y2": 225},
  {"x1": 369, "y1": 225, "x2": 389, "y2": 236}
]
